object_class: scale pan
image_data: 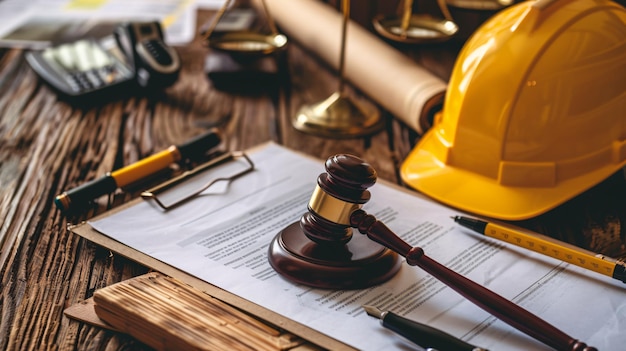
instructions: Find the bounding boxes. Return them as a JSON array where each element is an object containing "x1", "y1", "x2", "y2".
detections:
[
  {"x1": 208, "y1": 31, "x2": 288, "y2": 57},
  {"x1": 373, "y1": 14, "x2": 458, "y2": 43}
]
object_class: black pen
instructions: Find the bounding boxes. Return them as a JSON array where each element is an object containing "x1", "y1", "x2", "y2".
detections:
[
  {"x1": 363, "y1": 305, "x2": 487, "y2": 351},
  {"x1": 55, "y1": 128, "x2": 222, "y2": 212}
]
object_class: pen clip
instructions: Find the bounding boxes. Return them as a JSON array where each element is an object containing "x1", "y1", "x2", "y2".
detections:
[{"x1": 141, "y1": 151, "x2": 254, "y2": 210}]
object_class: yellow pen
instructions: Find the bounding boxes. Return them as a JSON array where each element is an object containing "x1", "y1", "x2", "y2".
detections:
[
  {"x1": 452, "y1": 215, "x2": 626, "y2": 284},
  {"x1": 55, "y1": 128, "x2": 222, "y2": 212}
]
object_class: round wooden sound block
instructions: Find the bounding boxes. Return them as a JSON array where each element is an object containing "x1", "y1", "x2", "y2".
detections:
[{"x1": 268, "y1": 222, "x2": 401, "y2": 289}]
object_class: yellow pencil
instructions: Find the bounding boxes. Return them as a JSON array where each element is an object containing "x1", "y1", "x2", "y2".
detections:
[{"x1": 452, "y1": 215, "x2": 626, "y2": 284}]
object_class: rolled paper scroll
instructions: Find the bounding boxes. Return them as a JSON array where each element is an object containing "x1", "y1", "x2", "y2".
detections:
[{"x1": 255, "y1": 0, "x2": 448, "y2": 134}]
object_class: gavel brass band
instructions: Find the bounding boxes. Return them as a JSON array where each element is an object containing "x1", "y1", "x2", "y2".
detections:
[{"x1": 308, "y1": 185, "x2": 361, "y2": 225}]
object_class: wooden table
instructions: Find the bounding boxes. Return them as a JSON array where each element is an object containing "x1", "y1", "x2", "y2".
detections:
[{"x1": 1, "y1": 5, "x2": 624, "y2": 351}]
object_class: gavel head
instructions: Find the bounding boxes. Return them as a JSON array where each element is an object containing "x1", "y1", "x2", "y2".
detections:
[
  {"x1": 301, "y1": 154, "x2": 377, "y2": 246},
  {"x1": 268, "y1": 153, "x2": 400, "y2": 289}
]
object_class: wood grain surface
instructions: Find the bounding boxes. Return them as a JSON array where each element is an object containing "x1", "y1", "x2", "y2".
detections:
[{"x1": 1, "y1": 4, "x2": 624, "y2": 351}]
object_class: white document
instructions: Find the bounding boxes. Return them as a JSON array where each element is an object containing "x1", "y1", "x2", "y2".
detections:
[
  {"x1": 0, "y1": 0, "x2": 207, "y2": 48},
  {"x1": 90, "y1": 143, "x2": 626, "y2": 351}
]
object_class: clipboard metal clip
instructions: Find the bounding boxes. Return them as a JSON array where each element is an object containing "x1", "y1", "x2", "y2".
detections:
[{"x1": 141, "y1": 151, "x2": 254, "y2": 210}]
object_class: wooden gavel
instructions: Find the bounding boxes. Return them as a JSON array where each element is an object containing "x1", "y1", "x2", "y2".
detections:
[{"x1": 269, "y1": 154, "x2": 596, "y2": 351}]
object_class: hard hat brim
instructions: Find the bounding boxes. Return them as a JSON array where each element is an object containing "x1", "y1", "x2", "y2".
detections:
[{"x1": 400, "y1": 137, "x2": 625, "y2": 220}]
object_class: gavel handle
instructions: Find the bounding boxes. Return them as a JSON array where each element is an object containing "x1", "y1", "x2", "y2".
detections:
[{"x1": 350, "y1": 210, "x2": 595, "y2": 351}]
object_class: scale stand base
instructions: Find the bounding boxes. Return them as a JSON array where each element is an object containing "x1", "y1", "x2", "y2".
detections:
[
  {"x1": 292, "y1": 92, "x2": 384, "y2": 139},
  {"x1": 268, "y1": 222, "x2": 402, "y2": 289}
]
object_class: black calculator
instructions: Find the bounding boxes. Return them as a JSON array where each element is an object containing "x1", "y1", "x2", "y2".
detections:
[
  {"x1": 25, "y1": 21, "x2": 180, "y2": 102},
  {"x1": 26, "y1": 37, "x2": 135, "y2": 100}
]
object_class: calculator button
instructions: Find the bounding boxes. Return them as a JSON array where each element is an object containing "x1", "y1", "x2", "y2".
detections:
[
  {"x1": 86, "y1": 70, "x2": 103, "y2": 87},
  {"x1": 144, "y1": 40, "x2": 173, "y2": 66},
  {"x1": 72, "y1": 72, "x2": 92, "y2": 90},
  {"x1": 64, "y1": 75, "x2": 81, "y2": 92}
]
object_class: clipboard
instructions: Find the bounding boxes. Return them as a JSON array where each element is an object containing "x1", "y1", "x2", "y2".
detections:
[
  {"x1": 68, "y1": 140, "x2": 625, "y2": 351},
  {"x1": 69, "y1": 141, "x2": 355, "y2": 351}
]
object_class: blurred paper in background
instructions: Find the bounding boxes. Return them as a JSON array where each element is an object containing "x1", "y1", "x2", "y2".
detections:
[{"x1": 0, "y1": 0, "x2": 226, "y2": 48}]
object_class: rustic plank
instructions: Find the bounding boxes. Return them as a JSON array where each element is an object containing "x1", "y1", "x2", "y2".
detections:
[{"x1": 92, "y1": 272, "x2": 304, "y2": 351}]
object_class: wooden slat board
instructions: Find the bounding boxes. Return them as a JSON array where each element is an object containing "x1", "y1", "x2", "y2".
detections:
[{"x1": 92, "y1": 272, "x2": 305, "y2": 351}]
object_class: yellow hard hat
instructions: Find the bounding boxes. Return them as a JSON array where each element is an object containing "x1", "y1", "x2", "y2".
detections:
[{"x1": 401, "y1": 0, "x2": 626, "y2": 220}]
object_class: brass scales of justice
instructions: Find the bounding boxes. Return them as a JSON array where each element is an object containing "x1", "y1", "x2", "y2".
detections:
[{"x1": 201, "y1": 0, "x2": 288, "y2": 59}]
